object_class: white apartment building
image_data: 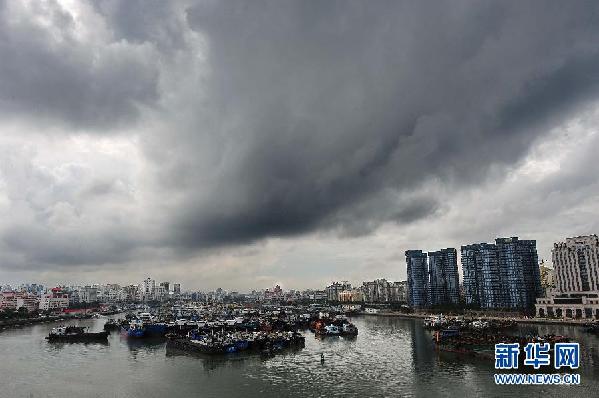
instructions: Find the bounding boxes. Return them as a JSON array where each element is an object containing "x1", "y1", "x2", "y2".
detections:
[
  {"x1": 39, "y1": 288, "x2": 69, "y2": 311},
  {"x1": 16, "y1": 295, "x2": 39, "y2": 312},
  {"x1": 535, "y1": 235, "x2": 599, "y2": 319}
]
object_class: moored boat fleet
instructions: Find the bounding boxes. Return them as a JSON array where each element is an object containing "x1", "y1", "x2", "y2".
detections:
[
  {"x1": 166, "y1": 329, "x2": 305, "y2": 356},
  {"x1": 46, "y1": 303, "x2": 359, "y2": 358},
  {"x1": 423, "y1": 314, "x2": 517, "y2": 332},
  {"x1": 426, "y1": 314, "x2": 571, "y2": 359}
]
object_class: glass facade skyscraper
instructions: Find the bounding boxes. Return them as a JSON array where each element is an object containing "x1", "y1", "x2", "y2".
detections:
[
  {"x1": 406, "y1": 250, "x2": 429, "y2": 308},
  {"x1": 461, "y1": 237, "x2": 541, "y2": 309},
  {"x1": 428, "y1": 248, "x2": 460, "y2": 306},
  {"x1": 406, "y1": 248, "x2": 459, "y2": 308}
]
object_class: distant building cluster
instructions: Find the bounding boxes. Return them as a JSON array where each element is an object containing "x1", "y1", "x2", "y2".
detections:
[
  {"x1": 192, "y1": 286, "x2": 330, "y2": 303},
  {"x1": 0, "y1": 278, "x2": 182, "y2": 314},
  {"x1": 324, "y1": 279, "x2": 407, "y2": 304}
]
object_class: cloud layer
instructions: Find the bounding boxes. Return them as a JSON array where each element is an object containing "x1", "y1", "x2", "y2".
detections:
[{"x1": 1, "y1": 0, "x2": 599, "y2": 289}]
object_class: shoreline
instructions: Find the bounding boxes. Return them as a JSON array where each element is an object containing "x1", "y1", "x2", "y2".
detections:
[
  {"x1": 359, "y1": 311, "x2": 594, "y2": 327},
  {"x1": 0, "y1": 314, "x2": 93, "y2": 329}
]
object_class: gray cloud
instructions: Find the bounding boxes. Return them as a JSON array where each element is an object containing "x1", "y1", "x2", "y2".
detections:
[
  {"x1": 169, "y1": 0, "x2": 599, "y2": 248},
  {"x1": 1, "y1": 0, "x2": 599, "y2": 281},
  {"x1": 0, "y1": 0, "x2": 160, "y2": 130}
]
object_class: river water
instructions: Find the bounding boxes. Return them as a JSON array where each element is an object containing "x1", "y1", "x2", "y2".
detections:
[{"x1": 1, "y1": 316, "x2": 598, "y2": 397}]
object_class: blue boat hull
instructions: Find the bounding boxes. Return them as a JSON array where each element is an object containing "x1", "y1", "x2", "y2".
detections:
[
  {"x1": 121, "y1": 326, "x2": 146, "y2": 338},
  {"x1": 145, "y1": 323, "x2": 167, "y2": 336}
]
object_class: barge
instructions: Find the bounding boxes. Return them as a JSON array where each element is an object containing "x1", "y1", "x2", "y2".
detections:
[
  {"x1": 46, "y1": 326, "x2": 108, "y2": 343},
  {"x1": 166, "y1": 330, "x2": 305, "y2": 355}
]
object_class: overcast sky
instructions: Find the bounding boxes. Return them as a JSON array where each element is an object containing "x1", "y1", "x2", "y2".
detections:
[{"x1": 1, "y1": 0, "x2": 599, "y2": 291}]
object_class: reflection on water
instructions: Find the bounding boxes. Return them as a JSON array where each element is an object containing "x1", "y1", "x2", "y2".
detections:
[{"x1": 0, "y1": 316, "x2": 598, "y2": 397}]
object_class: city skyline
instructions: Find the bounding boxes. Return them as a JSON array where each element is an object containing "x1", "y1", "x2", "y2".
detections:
[
  {"x1": 0, "y1": 233, "x2": 578, "y2": 291},
  {"x1": 1, "y1": 2, "x2": 599, "y2": 291}
]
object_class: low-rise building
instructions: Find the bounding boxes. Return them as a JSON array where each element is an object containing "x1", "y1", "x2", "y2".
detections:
[
  {"x1": 16, "y1": 294, "x2": 39, "y2": 312},
  {"x1": 338, "y1": 289, "x2": 364, "y2": 302},
  {"x1": 0, "y1": 292, "x2": 18, "y2": 310},
  {"x1": 326, "y1": 282, "x2": 352, "y2": 301},
  {"x1": 536, "y1": 292, "x2": 599, "y2": 319},
  {"x1": 80, "y1": 286, "x2": 98, "y2": 303},
  {"x1": 1, "y1": 292, "x2": 39, "y2": 312},
  {"x1": 39, "y1": 288, "x2": 69, "y2": 311},
  {"x1": 361, "y1": 279, "x2": 407, "y2": 303}
]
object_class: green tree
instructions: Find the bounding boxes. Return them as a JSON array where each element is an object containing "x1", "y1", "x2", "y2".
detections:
[{"x1": 17, "y1": 307, "x2": 28, "y2": 318}]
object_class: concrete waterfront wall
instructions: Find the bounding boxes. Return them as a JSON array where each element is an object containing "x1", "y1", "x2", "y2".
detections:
[{"x1": 360, "y1": 310, "x2": 593, "y2": 327}]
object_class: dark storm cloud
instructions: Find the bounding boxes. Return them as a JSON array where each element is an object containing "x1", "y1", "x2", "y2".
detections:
[
  {"x1": 168, "y1": 0, "x2": 599, "y2": 248},
  {"x1": 2, "y1": 0, "x2": 599, "y2": 272}
]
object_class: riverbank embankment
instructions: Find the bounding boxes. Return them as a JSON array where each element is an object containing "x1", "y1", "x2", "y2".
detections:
[
  {"x1": 361, "y1": 311, "x2": 594, "y2": 327},
  {"x1": 0, "y1": 314, "x2": 92, "y2": 329}
]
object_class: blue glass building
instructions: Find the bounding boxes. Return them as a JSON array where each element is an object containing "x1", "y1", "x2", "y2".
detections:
[
  {"x1": 461, "y1": 243, "x2": 503, "y2": 309},
  {"x1": 428, "y1": 248, "x2": 460, "y2": 306},
  {"x1": 461, "y1": 237, "x2": 541, "y2": 309},
  {"x1": 406, "y1": 250, "x2": 429, "y2": 308}
]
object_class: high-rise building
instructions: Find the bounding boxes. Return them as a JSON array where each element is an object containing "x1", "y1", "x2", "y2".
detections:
[
  {"x1": 406, "y1": 250, "x2": 429, "y2": 308},
  {"x1": 427, "y1": 248, "x2": 460, "y2": 306},
  {"x1": 535, "y1": 235, "x2": 599, "y2": 319},
  {"x1": 462, "y1": 243, "x2": 503, "y2": 309},
  {"x1": 553, "y1": 235, "x2": 599, "y2": 292},
  {"x1": 142, "y1": 278, "x2": 155, "y2": 300},
  {"x1": 496, "y1": 237, "x2": 542, "y2": 309},
  {"x1": 461, "y1": 237, "x2": 541, "y2": 309}
]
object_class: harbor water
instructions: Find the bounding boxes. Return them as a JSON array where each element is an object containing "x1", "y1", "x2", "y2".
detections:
[{"x1": 1, "y1": 316, "x2": 598, "y2": 397}]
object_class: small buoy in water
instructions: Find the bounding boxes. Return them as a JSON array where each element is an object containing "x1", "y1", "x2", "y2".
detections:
[{"x1": 320, "y1": 353, "x2": 325, "y2": 363}]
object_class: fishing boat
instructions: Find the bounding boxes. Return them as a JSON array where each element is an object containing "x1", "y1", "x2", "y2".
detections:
[
  {"x1": 103, "y1": 319, "x2": 121, "y2": 332},
  {"x1": 46, "y1": 326, "x2": 108, "y2": 342},
  {"x1": 342, "y1": 323, "x2": 359, "y2": 336},
  {"x1": 121, "y1": 319, "x2": 146, "y2": 338},
  {"x1": 138, "y1": 313, "x2": 167, "y2": 336},
  {"x1": 311, "y1": 317, "x2": 358, "y2": 337},
  {"x1": 317, "y1": 324, "x2": 340, "y2": 336},
  {"x1": 423, "y1": 315, "x2": 448, "y2": 330}
]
